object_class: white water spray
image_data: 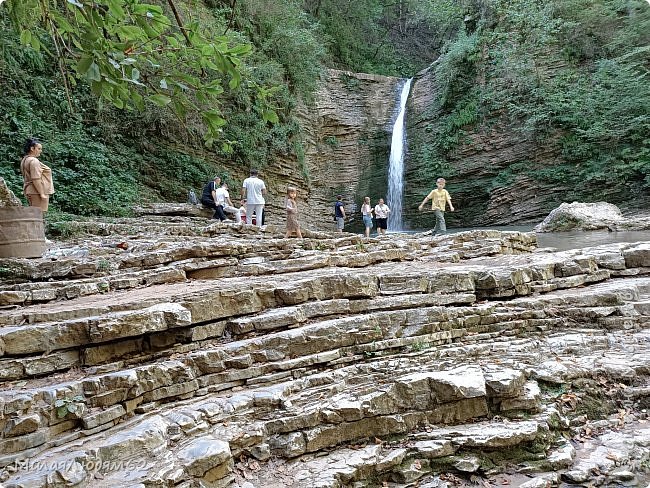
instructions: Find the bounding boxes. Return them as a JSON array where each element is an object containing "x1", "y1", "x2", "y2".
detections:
[{"x1": 387, "y1": 78, "x2": 412, "y2": 231}]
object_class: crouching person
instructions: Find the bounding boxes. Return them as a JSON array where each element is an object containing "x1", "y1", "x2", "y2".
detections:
[{"x1": 214, "y1": 182, "x2": 242, "y2": 222}]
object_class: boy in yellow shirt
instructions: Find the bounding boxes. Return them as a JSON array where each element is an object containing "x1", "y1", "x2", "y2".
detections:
[{"x1": 418, "y1": 177, "x2": 455, "y2": 234}]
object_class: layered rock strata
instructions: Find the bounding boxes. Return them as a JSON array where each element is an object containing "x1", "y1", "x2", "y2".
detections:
[
  {"x1": 0, "y1": 219, "x2": 648, "y2": 487},
  {"x1": 405, "y1": 67, "x2": 567, "y2": 229},
  {"x1": 297, "y1": 69, "x2": 401, "y2": 230}
]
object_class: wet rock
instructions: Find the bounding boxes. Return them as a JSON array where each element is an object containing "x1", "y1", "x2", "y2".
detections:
[
  {"x1": 3, "y1": 414, "x2": 40, "y2": 438},
  {"x1": 610, "y1": 470, "x2": 637, "y2": 483},
  {"x1": 484, "y1": 368, "x2": 526, "y2": 396},
  {"x1": 393, "y1": 458, "x2": 431, "y2": 483},
  {"x1": 546, "y1": 443, "x2": 576, "y2": 469},
  {"x1": 427, "y1": 365, "x2": 487, "y2": 402},
  {"x1": 500, "y1": 381, "x2": 541, "y2": 412},
  {"x1": 81, "y1": 405, "x2": 126, "y2": 430},
  {"x1": 96, "y1": 415, "x2": 168, "y2": 461},
  {"x1": 519, "y1": 477, "x2": 551, "y2": 488}
]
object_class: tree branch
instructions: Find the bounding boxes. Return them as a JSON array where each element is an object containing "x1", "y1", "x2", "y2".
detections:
[
  {"x1": 223, "y1": 0, "x2": 237, "y2": 35},
  {"x1": 166, "y1": 0, "x2": 191, "y2": 46}
]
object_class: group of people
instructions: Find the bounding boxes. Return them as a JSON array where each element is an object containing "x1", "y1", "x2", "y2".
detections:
[
  {"x1": 339, "y1": 177, "x2": 455, "y2": 237},
  {"x1": 201, "y1": 169, "x2": 267, "y2": 227},
  {"x1": 18, "y1": 137, "x2": 455, "y2": 238},
  {"x1": 200, "y1": 172, "x2": 456, "y2": 239},
  {"x1": 357, "y1": 196, "x2": 391, "y2": 237},
  {"x1": 201, "y1": 171, "x2": 303, "y2": 239},
  {"x1": 284, "y1": 177, "x2": 455, "y2": 240}
]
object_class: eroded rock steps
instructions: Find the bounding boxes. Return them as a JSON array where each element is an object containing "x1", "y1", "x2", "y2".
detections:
[{"x1": 0, "y1": 219, "x2": 648, "y2": 488}]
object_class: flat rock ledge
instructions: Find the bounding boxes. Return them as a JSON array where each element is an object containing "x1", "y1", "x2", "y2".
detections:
[
  {"x1": 133, "y1": 203, "x2": 214, "y2": 219},
  {"x1": 535, "y1": 202, "x2": 650, "y2": 232},
  {"x1": 0, "y1": 216, "x2": 649, "y2": 488}
]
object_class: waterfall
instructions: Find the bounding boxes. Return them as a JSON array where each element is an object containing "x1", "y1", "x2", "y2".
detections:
[{"x1": 387, "y1": 78, "x2": 412, "y2": 231}]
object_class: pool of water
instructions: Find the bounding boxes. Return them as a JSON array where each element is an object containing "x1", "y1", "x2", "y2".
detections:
[
  {"x1": 384, "y1": 226, "x2": 650, "y2": 252},
  {"x1": 535, "y1": 230, "x2": 650, "y2": 251}
]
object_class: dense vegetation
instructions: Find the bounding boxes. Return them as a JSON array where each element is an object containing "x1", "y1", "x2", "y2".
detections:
[
  {"x1": 1, "y1": 0, "x2": 648, "y2": 218},
  {"x1": 0, "y1": 1, "x2": 314, "y2": 215},
  {"x1": 409, "y1": 0, "x2": 650, "y2": 217}
]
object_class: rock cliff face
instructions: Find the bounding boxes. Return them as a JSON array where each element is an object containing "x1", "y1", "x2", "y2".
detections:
[
  {"x1": 183, "y1": 69, "x2": 400, "y2": 233},
  {"x1": 296, "y1": 69, "x2": 401, "y2": 231},
  {"x1": 403, "y1": 67, "x2": 568, "y2": 230}
]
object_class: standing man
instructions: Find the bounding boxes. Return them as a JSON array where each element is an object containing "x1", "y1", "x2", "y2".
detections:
[
  {"x1": 214, "y1": 182, "x2": 242, "y2": 223},
  {"x1": 418, "y1": 177, "x2": 455, "y2": 234},
  {"x1": 242, "y1": 169, "x2": 266, "y2": 227},
  {"x1": 334, "y1": 195, "x2": 346, "y2": 233},
  {"x1": 201, "y1": 176, "x2": 226, "y2": 220}
]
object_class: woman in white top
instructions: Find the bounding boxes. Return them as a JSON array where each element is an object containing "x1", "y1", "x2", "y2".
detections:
[
  {"x1": 360, "y1": 196, "x2": 373, "y2": 238},
  {"x1": 373, "y1": 198, "x2": 390, "y2": 235}
]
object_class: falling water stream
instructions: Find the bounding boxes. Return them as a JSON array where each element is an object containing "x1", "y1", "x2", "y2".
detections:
[{"x1": 386, "y1": 78, "x2": 413, "y2": 231}]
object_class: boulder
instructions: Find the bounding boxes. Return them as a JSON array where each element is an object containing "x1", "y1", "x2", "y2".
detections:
[
  {"x1": 535, "y1": 202, "x2": 623, "y2": 232},
  {"x1": 535, "y1": 202, "x2": 650, "y2": 232},
  {"x1": 0, "y1": 178, "x2": 21, "y2": 207}
]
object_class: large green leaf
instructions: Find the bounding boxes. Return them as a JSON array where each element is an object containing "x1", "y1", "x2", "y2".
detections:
[
  {"x1": 19, "y1": 29, "x2": 31, "y2": 45},
  {"x1": 106, "y1": 0, "x2": 126, "y2": 20},
  {"x1": 76, "y1": 55, "x2": 94, "y2": 75},
  {"x1": 86, "y1": 62, "x2": 101, "y2": 82},
  {"x1": 149, "y1": 94, "x2": 172, "y2": 106}
]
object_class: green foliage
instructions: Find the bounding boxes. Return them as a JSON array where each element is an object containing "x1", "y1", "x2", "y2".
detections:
[
  {"x1": 417, "y1": 0, "x2": 650, "y2": 209},
  {"x1": 46, "y1": 211, "x2": 88, "y2": 239},
  {"x1": 304, "y1": 0, "x2": 464, "y2": 76},
  {"x1": 233, "y1": 0, "x2": 325, "y2": 98},
  {"x1": 54, "y1": 395, "x2": 86, "y2": 418},
  {"x1": 435, "y1": 28, "x2": 480, "y2": 110},
  {"x1": 408, "y1": 340, "x2": 431, "y2": 352},
  {"x1": 324, "y1": 136, "x2": 339, "y2": 148},
  {"x1": 4, "y1": 0, "x2": 266, "y2": 143},
  {"x1": 0, "y1": 2, "x2": 310, "y2": 215},
  {"x1": 339, "y1": 73, "x2": 361, "y2": 91}
]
